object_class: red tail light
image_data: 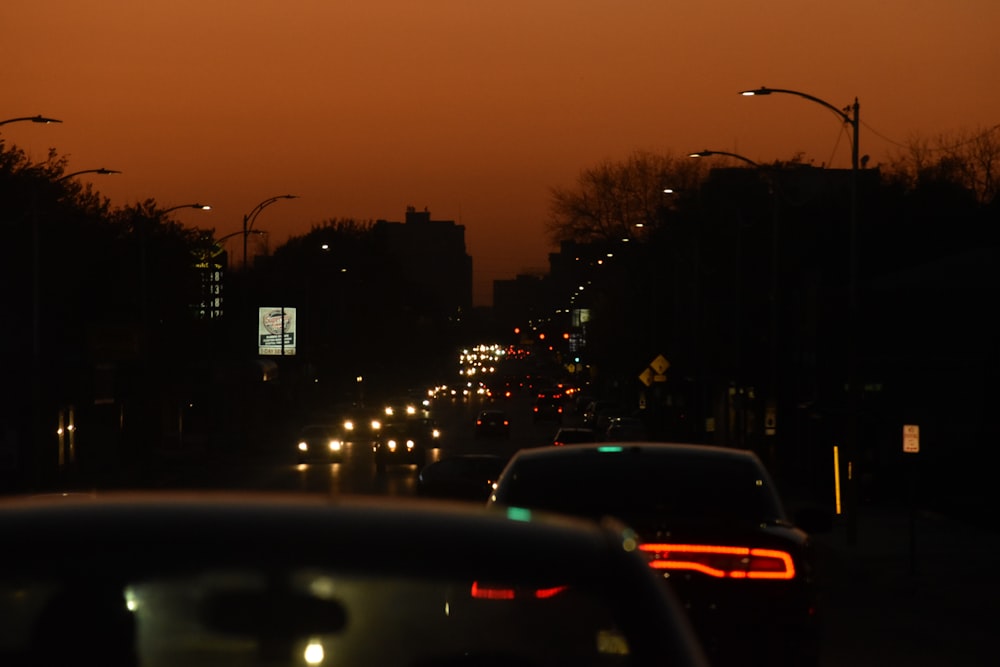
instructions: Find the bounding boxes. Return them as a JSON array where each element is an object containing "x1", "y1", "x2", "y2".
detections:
[
  {"x1": 638, "y1": 543, "x2": 796, "y2": 580},
  {"x1": 470, "y1": 582, "x2": 569, "y2": 599}
]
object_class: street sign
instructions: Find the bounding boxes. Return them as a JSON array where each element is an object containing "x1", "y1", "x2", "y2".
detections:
[
  {"x1": 650, "y1": 355, "x2": 670, "y2": 375},
  {"x1": 903, "y1": 424, "x2": 919, "y2": 453}
]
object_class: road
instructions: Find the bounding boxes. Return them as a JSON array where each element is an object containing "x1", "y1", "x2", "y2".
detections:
[{"x1": 41, "y1": 388, "x2": 999, "y2": 666}]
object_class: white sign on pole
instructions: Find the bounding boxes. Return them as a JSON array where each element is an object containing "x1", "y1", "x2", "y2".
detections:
[
  {"x1": 902, "y1": 424, "x2": 919, "y2": 454},
  {"x1": 258, "y1": 307, "x2": 296, "y2": 356}
]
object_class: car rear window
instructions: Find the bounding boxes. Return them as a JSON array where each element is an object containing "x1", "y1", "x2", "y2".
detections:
[{"x1": 499, "y1": 449, "x2": 785, "y2": 525}]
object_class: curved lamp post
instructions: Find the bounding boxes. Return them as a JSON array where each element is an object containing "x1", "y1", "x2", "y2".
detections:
[
  {"x1": 56, "y1": 167, "x2": 122, "y2": 182},
  {"x1": 0, "y1": 115, "x2": 62, "y2": 127},
  {"x1": 740, "y1": 85, "x2": 861, "y2": 543},
  {"x1": 242, "y1": 195, "x2": 297, "y2": 270},
  {"x1": 31, "y1": 163, "x2": 118, "y2": 472},
  {"x1": 691, "y1": 148, "x2": 780, "y2": 463}
]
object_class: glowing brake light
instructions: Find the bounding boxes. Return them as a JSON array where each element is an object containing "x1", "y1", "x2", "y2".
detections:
[
  {"x1": 470, "y1": 582, "x2": 569, "y2": 599},
  {"x1": 638, "y1": 543, "x2": 795, "y2": 580}
]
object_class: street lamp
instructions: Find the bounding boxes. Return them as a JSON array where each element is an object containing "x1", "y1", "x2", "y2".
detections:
[
  {"x1": 740, "y1": 85, "x2": 861, "y2": 543},
  {"x1": 31, "y1": 163, "x2": 119, "y2": 482},
  {"x1": 0, "y1": 115, "x2": 62, "y2": 127},
  {"x1": 162, "y1": 203, "x2": 212, "y2": 214},
  {"x1": 242, "y1": 195, "x2": 297, "y2": 270},
  {"x1": 691, "y1": 148, "x2": 780, "y2": 465},
  {"x1": 56, "y1": 168, "x2": 122, "y2": 182},
  {"x1": 689, "y1": 149, "x2": 759, "y2": 167}
]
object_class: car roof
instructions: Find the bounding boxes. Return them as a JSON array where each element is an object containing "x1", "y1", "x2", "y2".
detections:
[{"x1": 506, "y1": 441, "x2": 754, "y2": 460}]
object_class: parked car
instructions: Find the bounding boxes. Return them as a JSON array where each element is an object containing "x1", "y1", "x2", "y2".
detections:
[
  {"x1": 372, "y1": 418, "x2": 440, "y2": 473},
  {"x1": 474, "y1": 408, "x2": 511, "y2": 438},
  {"x1": 0, "y1": 491, "x2": 709, "y2": 667},
  {"x1": 293, "y1": 424, "x2": 345, "y2": 464},
  {"x1": 487, "y1": 442, "x2": 831, "y2": 667},
  {"x1": 552, "y1": 426, "x2": 600, "y2": 446}
]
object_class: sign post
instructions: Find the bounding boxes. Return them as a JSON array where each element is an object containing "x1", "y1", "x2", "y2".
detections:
[{"x1": 902, "y1": 424, "x2": 919, "y2": 573}]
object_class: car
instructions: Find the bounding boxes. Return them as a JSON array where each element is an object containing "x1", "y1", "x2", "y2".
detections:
[
  {"x1": 552, "y1": 426, "x2": 600, "y2": 446},
  {"x1": 337, "y1": 403, "x2": 385, "y2": 441},
  {"x1": 532, "y1": 397, "x2": 564, "y2": 422},
  {"x1": 293, "y1": 424, "x2": 345, "y2": 464},
  {"x1": 372, "y1": 418, "x2": 440, "y2": 473},
  {"x1": 0, "y1": 491, "x2": 710, "y2": 667},
  {"x1": 487, "y1": 442, "x2": 831, "y2": 667},
  {"x1": 474, "y1": 409, "x2": 511, "y2": 438},
  {"x1": 416, "y1": 453, "x2": 509, "y2": 501}
]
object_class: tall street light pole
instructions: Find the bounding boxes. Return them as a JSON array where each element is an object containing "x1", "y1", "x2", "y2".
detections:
[
  {"x1": 32, "y1": 165, "x2": 119, "y2": 486},
  {"x1": 690, "y1": 149, "x2": 781, "y2": 471},
  {"x1": 242, "y1": 195, "x2": 297, "y2": 270},
  {"x1": 740, "y1": 86, "x2": 861, "y2": 544}
]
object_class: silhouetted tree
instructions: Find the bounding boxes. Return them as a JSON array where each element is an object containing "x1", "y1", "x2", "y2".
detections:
[{"x1": 546, "y1": 149, "x2": 707, "y2": 245}]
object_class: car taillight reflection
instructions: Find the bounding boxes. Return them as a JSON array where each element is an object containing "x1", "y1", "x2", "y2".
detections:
[
  {"x1": 638, "y1": 543, "x2": 795, "y2": 580},
  {"x1": 470, "y1": 582, "x2": 569, "y2": 599}
]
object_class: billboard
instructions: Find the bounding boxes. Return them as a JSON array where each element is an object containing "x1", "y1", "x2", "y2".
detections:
[{"x1": 258, "y1": 307, "x2": 296, "y2": 356}]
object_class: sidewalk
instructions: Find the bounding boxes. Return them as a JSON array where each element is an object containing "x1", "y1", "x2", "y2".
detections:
[{"x1": 813, "y1": 501, "x2": 998, "y2": 666}]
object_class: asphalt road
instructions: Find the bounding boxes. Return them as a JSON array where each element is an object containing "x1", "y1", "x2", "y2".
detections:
[{"x1": 28, "y1": 391, "x2": 999, "y2": 666}]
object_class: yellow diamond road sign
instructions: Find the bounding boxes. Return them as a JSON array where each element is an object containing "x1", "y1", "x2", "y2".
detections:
[
  {"x1": 638, "y1": 368, "x2": 654, "y2": 387},
  {"x1": 651, "y1": 355, "x2": 670, "y2": 375}
]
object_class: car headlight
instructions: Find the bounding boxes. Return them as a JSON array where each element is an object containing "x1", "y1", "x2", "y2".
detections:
[
  {"x1": 387, "y1": 439, "x2": 398, "y2": 452},
  {"x1": 298, "y1": 442, "x2": 308, "y2": 452},
  {"x1": 432, "y1": 429, "x2": 441, "y2": 439},
  {"x1": 406, "y1": 439, "x2": 416, "y2": 451},
  {"x1": 328, "y1": 440, "x2": 342, "y2": 453}
]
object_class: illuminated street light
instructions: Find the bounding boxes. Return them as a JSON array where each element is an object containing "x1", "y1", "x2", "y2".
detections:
[
  {"x1": 741, "y1": 85, "x2": 861, "y2": 544},
  {"x1": 242, "y1": 195, "x2": 298, "y2": 270},
  {"x1": 689, "y1": 149, "x2": 759, "y2": 167},
  {"x1": 162, "y1": 203, "x2": 212, "y2": 214},
  {"x1": 0, "y1": 115, "x2": 62, "y2": 127}
]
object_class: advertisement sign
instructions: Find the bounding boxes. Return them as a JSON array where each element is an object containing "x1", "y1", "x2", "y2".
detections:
[{"x1": 258, "y1": 307, "x2": 296, "y2": 356}]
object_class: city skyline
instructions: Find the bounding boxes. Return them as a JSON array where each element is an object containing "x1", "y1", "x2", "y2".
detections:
[{"x1": 5, "y1": 0, "x2": 998, "y2": 306}]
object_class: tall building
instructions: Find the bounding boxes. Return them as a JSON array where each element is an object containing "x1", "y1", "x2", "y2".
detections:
[{"x1": 373, "y1": 207, "x2": 473, "y2": 317}]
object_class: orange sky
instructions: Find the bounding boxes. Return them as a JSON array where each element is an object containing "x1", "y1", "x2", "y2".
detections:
[{"x1": 4, "y1": 1, "x2": 998, "y2": 306}]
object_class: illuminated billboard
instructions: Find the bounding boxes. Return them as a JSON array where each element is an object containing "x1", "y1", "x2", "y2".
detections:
[{"x1": 258, "y1": 307, "x2": 296, "y2": 356}]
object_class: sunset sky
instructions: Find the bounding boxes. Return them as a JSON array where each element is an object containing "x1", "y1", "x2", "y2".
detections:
[{"x1": 4, "y1": 1, "x2": 998, "y2": 306}]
